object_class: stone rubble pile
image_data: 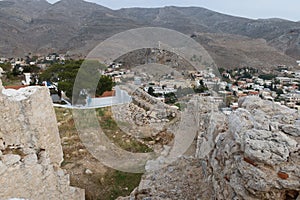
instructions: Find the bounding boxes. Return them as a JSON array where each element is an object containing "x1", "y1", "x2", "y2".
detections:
[{"x1": 112, "y1": 88, "x2": 178, "y2": 138}]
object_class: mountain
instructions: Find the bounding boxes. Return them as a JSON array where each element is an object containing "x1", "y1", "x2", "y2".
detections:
[
  {"x1": 118, "y1": 7, "x2": 300, "y2": 60},
  {"x1": 0, "y1": 0, "x2": 299, "y2": 69},
  {"x1": 193, "y1": 33, "x2": 296, "y2": 70}
]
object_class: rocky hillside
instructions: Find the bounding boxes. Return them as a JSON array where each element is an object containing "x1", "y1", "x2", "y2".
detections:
[
  {"x1": 193, "y1": 33, "x2": 297, "y2": 70},
  {"x1": 0, "y1": 0, "x2": 299, "y2": 69},
  {"x1": 119, "y1": 96, "x2": 300, "y2": 200}
]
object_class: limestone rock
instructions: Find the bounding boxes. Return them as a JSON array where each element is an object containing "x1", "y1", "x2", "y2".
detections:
[
  {"x1": 24, "y1": 154, "x2": 38, "y2": 166},
  {"x1": 120, "y1": 96, "x2": 300, "y2": 200},
  {"x1": 0, "y1": 84, "x2": 84, "y2": 200},
  {"x1": 0, "y1": 161, "x2": 7, "y2": 175},
  {"x1": 281, "y1": 125, "x2": 300, "y2": 137},
  {"x1": 2, "y1": 154, "x2": 21, "y2": 166},
  {"x1": 85, "y1": 169, "x2": 93, "y2": 175}
]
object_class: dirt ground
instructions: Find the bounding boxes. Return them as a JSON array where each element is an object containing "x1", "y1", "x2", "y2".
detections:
[{"x1": 55, "y1": 107, "x2": 146, "y2": 200}]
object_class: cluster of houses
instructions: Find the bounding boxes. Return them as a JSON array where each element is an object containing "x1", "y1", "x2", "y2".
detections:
[
  {"x1": 215, "y1": 66, "x2": 300, "y2": 110},
  {"x1": 2, "y1": 53, "x2": 300, "y2": 111},
  {"x1": 1, "y1": 53, "x2": 69, "y2": 103},
  {"x1": 101, "y1": 62, "x2": 300, "y2": 111},
  {"x1": 0, "y1": 53, "x2": 67, "y2": 74}
]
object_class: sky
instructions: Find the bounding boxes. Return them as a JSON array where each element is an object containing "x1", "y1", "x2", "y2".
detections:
[{"x1": 46, "y1": 0, "x2": 300, "y2": 21}]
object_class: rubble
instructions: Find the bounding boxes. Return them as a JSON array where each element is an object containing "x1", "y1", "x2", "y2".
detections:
[{"x1": 112, "y1": 87, "x2": 178, "y2": 138}]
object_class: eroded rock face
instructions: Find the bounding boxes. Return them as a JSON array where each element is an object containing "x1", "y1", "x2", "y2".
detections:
[
  {"x1": 0, "y1": 80, "x2": 84, "y2": 200},
  {"x1": 117, "y1": 157, "x2": 213, "y2": 200},
  {"x1": 212, "y1": 97, "x2": 300, "y2": 200},
  {"x1": 120, "y1": 96, "x2": 300, "y2": 200}
]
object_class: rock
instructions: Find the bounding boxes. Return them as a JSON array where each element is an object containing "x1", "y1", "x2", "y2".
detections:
[
  {"x1": 0, "y1": 85, "x2": 84, "y2": 199},
  {"x1": 0, "y1": 138, "x2": 5, "y2": 150},
  {"x1": 57, "y1": 169, "x2": 65, "y2": 177},
  {"x1": 78, "y1": 149, "x2": 86, "y2": 153},
  {"x1": 24, "y1": 154, "x2": 38, "y2": 166},
  {"x1": 85, "y1": 169, "x2": 93, "y2": 175},
  {"x1": 0, "y1": 79, "x2": 3, "y2": 92},
  {"x1": 22, "y1": 148, "x2": 35, "y2": 155},
  {"x1": 171, "y1": 112, "x2": 176, "y2": 118},
  {"x1": 121, "y1": 96, "x2": 300, "y2": 200},
  {"x1": 242, "y1": 129, "x2": 297, "y2": 165},
  {"x1": 0, "y1": 161, "x2": 7, "y2": 175},
  {"x1": 281, "y1": 125, "x2": 300, "y2": 137},
  {"x1": 1, "y1": 154, "x2": 21, "y2": 166}
]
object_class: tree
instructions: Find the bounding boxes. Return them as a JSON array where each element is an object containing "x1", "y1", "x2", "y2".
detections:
[
  {"x1": 165, "y1": 92, "x2": 177, "y2": 104},
  {"x1": 199, "y1": 79, "x2": 204, "y2": 86},
  {"x1": 96, "y1": 75, "x2": 114, "y2": 96},
  {"x1": 259, "y1": 74, "x2": 277, "y2": 80},
  {"x1": 40, "y1": 60, "x2": 107, "y2": 100},
  {"x1": 0, "y1": 63, "x2": 12, "y2": 72},
  {"x1": 218, "y1": 67, "x2": 225, "y2": 74},
  {"x1": 148, "y1": 87, "x2": 155, "y2": 96},
  {"x1": 194, "y1": 85, "x2": 209, "y2": 93},
  {"x1": 276, "y1": 88, "x2": 284, "y2": 95},
  {"x1": 242, "y1": 72, "x2": 252, "y2": 79},
  {"x1": 233, "y1": 91, "x2": 237, "y2": 96},
  {"x1": 23, "y1": 65, "x2": 40, "y2": 73},
  {"x1": 225, "y1": 85, "x2": 231, "y2": 92}
]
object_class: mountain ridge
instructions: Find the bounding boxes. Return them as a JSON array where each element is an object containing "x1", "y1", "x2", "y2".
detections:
[{"x1": 0, "y1": 0, "x2": 299, "y2": 69}]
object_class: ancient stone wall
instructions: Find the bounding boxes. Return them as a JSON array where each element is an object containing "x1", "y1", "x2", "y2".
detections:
[
  {"x1": 119, "y1": 96, "x2": 300, "y2": 200},
  {"x1": 0, "y1": 80, "x2": 84, "y2": 200}
]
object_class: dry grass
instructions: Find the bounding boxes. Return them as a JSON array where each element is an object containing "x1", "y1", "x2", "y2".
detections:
[{"x1": 55, "y1": 107, "x2": 150, "y2": 200}]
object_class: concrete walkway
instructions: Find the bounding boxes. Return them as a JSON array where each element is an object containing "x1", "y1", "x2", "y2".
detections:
[{"x1": 53, "y1": 86, "x2": 132, "y2": 109}]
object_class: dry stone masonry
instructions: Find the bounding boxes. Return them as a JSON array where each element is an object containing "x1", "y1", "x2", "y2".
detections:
[
  {"x1": 0, "y1": 80, "x2": 84, "y2": 200},
  {"x1": 120, "y1": 96, "x2": 300, "y2": 200}
]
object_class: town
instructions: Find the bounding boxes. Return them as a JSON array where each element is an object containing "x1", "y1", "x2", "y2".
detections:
[{"x1": 1, "y1": 53, "x2": 300, "y2": 113}]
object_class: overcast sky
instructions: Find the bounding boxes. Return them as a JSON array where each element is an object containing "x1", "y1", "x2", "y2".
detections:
[{"x1": 47, "y1": 0, "x2": 300, "y2": 21}]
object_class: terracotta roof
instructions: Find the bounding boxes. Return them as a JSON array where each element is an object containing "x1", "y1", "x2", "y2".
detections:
[
  {"x1": 95, "y1": 90, "x2": 116, "y2": 98},
  {"x1": 4, "y1": 85, "x2": 28, "y2": 90},
  {"x1": 249, "y1": 91, "x2": 259, "y2": 95}
]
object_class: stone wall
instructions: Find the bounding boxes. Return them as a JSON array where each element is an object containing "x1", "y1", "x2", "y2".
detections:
[
  {"x1": 119, "y1": 96, "x2": 300, "y2": 200},
  {"x1": 0, "y1": 80, "x2": 84, "y2": 200}
]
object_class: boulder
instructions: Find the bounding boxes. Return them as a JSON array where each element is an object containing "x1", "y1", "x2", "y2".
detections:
[{"x1": 0, "y1": 83, "x2": 84, "y2": 200}]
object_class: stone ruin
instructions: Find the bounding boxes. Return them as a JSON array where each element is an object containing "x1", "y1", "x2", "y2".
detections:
[
  {"x1": 0, "y1": 80, "x2": 84, "y2": 200},
  {"x1": 119, "y1": 96, "x2": 300, "y2": 200}
]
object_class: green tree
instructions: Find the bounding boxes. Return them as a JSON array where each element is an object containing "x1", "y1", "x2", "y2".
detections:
[
  {"x1": 0, "y1": 63, "x2": 12, "y2": 72},
  {"x1": 147, "y1": 87, "x2": 155, "y2": 96},
  {"x1": 165, "y1": 92, "x2": 177, "y2": 104},
  {"x1": 225, "y1": 85, "x2": 231, "y2": 91},
  {"x1": 96, "y1": 75, "x2": 114, "y2": 96},
  {"x1": 40, "y1": 60, "x2": 109, "y2": 101},
  {"x1": 259, "y1": 74, "x2": 277, "y2": 80},
  {"x1": 23, "y1": 65, "x2": 40, "y2": 73},
  {"x1": 194, "y1": 85, "x2": 209, "y2": 93},
  {"x1": 276, "y1": 88, "x2": 284, "y2": 95},
  {"x1": 218, "y1": 67, "x2": 225, "y2": 74}
]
